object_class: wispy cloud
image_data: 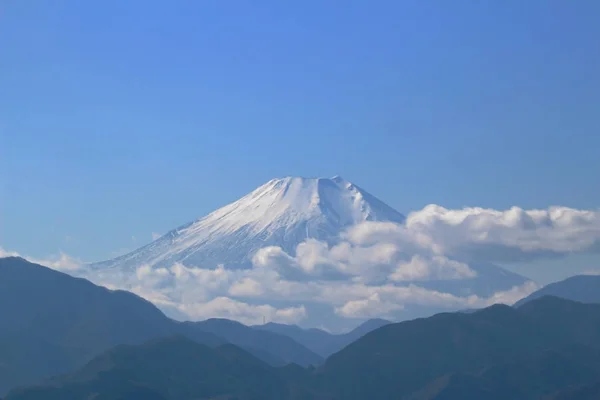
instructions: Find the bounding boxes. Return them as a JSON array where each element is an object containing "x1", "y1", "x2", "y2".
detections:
[
  {"x1": 0, "y1": 247, "x2": 82, "y2": 272},
  {"x1": 582, "y1": 269, "x2": 600, "y2": 276}
]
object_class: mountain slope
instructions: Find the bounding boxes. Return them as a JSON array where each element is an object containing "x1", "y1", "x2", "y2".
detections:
[
  {"x1": 188, "y1": 318, "x2": 323, "y2": 366},
  {"x1": 90, "y1": 176, "x2": 406, "y2": 270},
  {"x1": 547, "y1": 381, "x2": 600, "y2": 400},
  {"x1": 319, "y1": 296, "x2": 600, "y2": 400},
  {"x1": 253, "y1": 319, "x2": 391, "y2": 358},
  {"x1": 10, "y1": 296, "x2": 600, "y2": 400},
  {"x1": 514, "y1": 275, "x2": 600, "y2": 307},
  {"x1": 409, "y1": 348, "x2": 600, "y2": 400},
  {"x1": 0, "y1": 257, "x2": 224, "y2": 395},
  {"x1": 0, "y1": 257, "x2": 320, "y2": 394},
  {"x1": 5, "y1": 336, "x2": 305, "y2": 400}
]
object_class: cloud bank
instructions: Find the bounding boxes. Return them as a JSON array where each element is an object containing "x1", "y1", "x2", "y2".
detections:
[
  {"x1": 401, "y1": 205, "x2": 600, "y2": 262},
  {"x1": 2, "y1": 204, "x2": 599, "y2": 329}
]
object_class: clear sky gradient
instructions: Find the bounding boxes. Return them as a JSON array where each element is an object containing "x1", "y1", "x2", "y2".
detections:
[{"x1": 1, "y1": 1, "x2": 599, "y2": 282}]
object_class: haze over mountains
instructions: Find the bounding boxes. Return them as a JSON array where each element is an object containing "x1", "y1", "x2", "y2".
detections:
[
  {"x1": 514, "y1": 275, "x2": 600, "y2": 308},
  {"x1": 253, "y1": 318, "x2": 391, "y2": 357}
]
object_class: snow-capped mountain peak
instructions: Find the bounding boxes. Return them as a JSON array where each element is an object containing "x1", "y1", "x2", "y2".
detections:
[{"x1": 90, "y1": 176, "x2": 406, "y2": 271}]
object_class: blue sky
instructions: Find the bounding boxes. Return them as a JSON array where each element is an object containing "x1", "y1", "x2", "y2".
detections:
[{"x1": 1, "y1": 1, "x2": 599, "y2": 282}]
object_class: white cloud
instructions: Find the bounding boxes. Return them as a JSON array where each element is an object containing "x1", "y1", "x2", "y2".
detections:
[
  {"x1": 479, "y1": 281, "x2": 539, "y2": 307},
  {"x1": 30, "y1": 227, "x2": 539, "y2": 326},
  {"x1": 1, "y1": 243, "x2": 541, "y2": 328},
  {"x1": 335, "y1": 293, "x2": 404, "y2": 318},
  {"x1": 0, "y1": 248, "x2": 20, "y2": 258},
  {"x1": 171, "y1": 296, "x2": 306, "y2": 326},
  {"x1": 152, "y1": 232, "x2": 161, "y2": 240},
  {"x1": 390, "y1": 255, "x2": 477, "y2": 282},
  {"x1": 403, "y1": 205, "x2": 600, "y2": 263},
  {"x1": 229, "y1": 277, "x2": 264, "y2": 297},
  {"x1": 75, "y1": 262, "x2": 306, "y2": 325},
  {"x1": 334, "y1": 280, "x2": 538, "y2": 318},
  {"x1": 252, "y1": 246, "x2": 306, "y2": 280},
  {"x1": 252, "y1": 239, "x2": 470, "y2": 285},
  {"x1": 43, "y1": 252, "x2": 82, "y2": 271},
  {"x1": 335, "y1": 205, "x2": 600, "y2": 265},
  {"x1": 246, "y1": 205, "x2": 600, "y2": 288}
]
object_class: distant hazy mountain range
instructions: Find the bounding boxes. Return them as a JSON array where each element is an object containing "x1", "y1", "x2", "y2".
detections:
[
  {"x1": 4, "y1": 257, "x2": 600, "y2": 399},
  {"x1": 7, "y1": 295, "x2": 600, "y2": 400},
  {"x1": 253, "y1": 318, "x2": 391, "y2": 358},
  {"x1": 514, "y1": 274, "x2": 600, "y2": 307}
]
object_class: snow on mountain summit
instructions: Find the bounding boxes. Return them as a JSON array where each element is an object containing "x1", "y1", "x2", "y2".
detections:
[{"x1": 90, "y1": 176, "x2": 406, "y2": 271}]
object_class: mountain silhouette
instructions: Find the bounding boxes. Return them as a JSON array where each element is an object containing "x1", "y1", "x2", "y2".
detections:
[
  {"x1": 9, "y1": 295, "x2": 600, "y2": 399},
  {"x1": 319, "y1": 296, "x2": 600, "y2": 399},
  {"x1": 0, "y1": 257, "x2": 322, "y2": 395},
  {"x1": 514, "y1": 274, "x2": 600, "y2": 307},
  {"x1": 5, "y1": 336, "x2": 302, "y2": 400},
  {"x1": 187, "y1": 318, "x2": 323, "y2": 366},
  {"x1": 253, "y1": 318, "x2": 391, "y2": 357}
]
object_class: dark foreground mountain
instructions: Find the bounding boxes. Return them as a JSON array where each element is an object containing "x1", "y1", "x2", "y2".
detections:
[
  {"x1": 514, "y1": 274, "x2": 600, "y2": 307},
  {"x1": 0, "y1": 257, "x2": 321, "y2": 395},
  {"x1": 408, "y1": 348, "x2": 600, "y2": 400},
  {"x1": 5, "y1": 336, "x2": 327, "y2": 400},
  {"x1": 253, "y1": 318, "x2": 391, "y2": 357},
  {"x1": 546, "y1": 381, "x2": 600, "y2": 400},
  {"x1": 318, "y1": 296, "x2": 600, "y2": 400},
  {"x1": 0, "y1": 257, "x2": 219, "y2": 394}
]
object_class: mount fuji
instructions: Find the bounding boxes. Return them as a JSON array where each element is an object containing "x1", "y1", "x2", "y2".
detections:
[
  {"x1": 89, "y1": 176, "x2": 532, "y2": 326},
  {"x1": 91, "y1": 176, "x2": 406, "y2": 271}
]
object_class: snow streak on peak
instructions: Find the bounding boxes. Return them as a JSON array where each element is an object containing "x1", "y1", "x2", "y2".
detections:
[{"x1": 91, "y1": 176, "x2": 406, "y2": 271}]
